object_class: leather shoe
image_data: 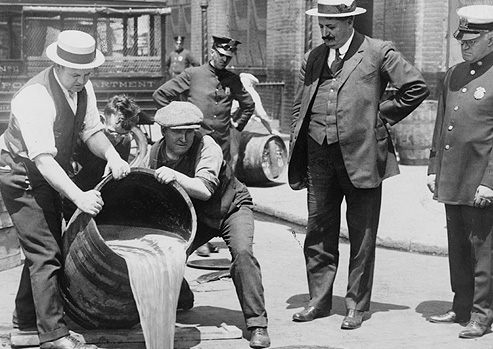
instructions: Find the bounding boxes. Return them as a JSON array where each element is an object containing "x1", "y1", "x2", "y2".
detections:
[
  {"x1": 459, "y1": 320, "x2": 489, "y2": 339},
  {"x1": 341, "y1": 309, "x2": 364, "y2": 330},
  {"x1": 429, "y1": 310, "x2": 469, "y2": 324},
  {"x1": 292, "y1": 306, "x2": 330, "y2": 322},
  {"x1": 249, "y1": 327, "x2": 270, "y2": 348},
  {"x1": 40, "y1": 335, "x2": 99, "y2": 349}
]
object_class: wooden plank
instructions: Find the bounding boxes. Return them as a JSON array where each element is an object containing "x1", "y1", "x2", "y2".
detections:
[{"x1": 9, "y1": 324, "x2": 242, "y2": 347}]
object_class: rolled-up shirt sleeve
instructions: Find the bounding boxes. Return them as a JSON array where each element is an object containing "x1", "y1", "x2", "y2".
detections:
[
  {"x1": 10, "y1": 79, "x2": 103, "y2": 161},
  {"x1": 194, "y1": 135, "x2": 222, "y2": 195},
  {"x1": 11, "y1": 84, "x2": 58, "y2": 160}
]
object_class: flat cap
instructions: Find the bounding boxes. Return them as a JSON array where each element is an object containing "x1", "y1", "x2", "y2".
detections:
[
  {"x1": 155, "y1": 101, "x2": 203, "y2": 129},
  {"x1": 212, "y1": 36, "x2": 241, "y2": 57},
  {"x1": 455, "y1": 5, "x2": 493, "y2": 41}
]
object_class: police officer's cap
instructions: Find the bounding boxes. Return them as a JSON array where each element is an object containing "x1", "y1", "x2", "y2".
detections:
[
  {"x1": 155, "y1": 102, "x2": 203, "y2": 129},
  {"x1": 455, "y1": 5, "x2": 493, "y2": 41},
  {"x1": 212, "y1": 36, "x2": 241, "y2": 57}
]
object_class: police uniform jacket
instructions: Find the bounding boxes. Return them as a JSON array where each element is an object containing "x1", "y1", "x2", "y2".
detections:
[
  {"x1": 165, "y1": 49, "x2": 199, "y2": 79},
  {"x1": 288, "y1": 31, "x2": 430, "y2": 190},
  {"x1": 153, "y1": 63, "x2": 255, "y2": 148},
  {"x1": 428, "y1": 51, "x2": 493, "y2": 206}
]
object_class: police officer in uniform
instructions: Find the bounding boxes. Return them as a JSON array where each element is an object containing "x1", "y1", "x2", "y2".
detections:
[
  {"x1": 164, "y1": 36, "x2": 199, "y2": 79},
  {"x1": 153, "y1": 35, "x2": 255, "y2": 167},
  {"x1": 428, "y1": 4, "x2": 493, "y2": 339}
]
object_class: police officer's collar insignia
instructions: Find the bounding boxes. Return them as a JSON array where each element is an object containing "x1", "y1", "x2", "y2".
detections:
[{"x1": 474, "y1": 87, "x2": 486, "y2": 100}]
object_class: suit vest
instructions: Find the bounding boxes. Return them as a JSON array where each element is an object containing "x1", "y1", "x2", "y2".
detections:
[
  {"x1": 3, "y1": 67, "x2": 87, "y2": 174},
  {"x1": 308, "y1": 52, "x2": 340, "y2": 145}
]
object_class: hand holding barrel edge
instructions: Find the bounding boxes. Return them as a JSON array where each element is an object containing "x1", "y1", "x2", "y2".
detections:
[
  {"x1": 74, "y1": 189, "x2": 104, "y2": 217},
  {"x1": 154, "y1": 166, "x2": 177, "y2": 184}
]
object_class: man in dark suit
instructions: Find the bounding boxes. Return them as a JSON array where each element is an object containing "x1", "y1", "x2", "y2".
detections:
[
  {"x1": 427, "y1": 4, "x2": 493, "y2": 339},
  {"x1": 288, "y1": 0, "x2": 429, "y2": 329}
]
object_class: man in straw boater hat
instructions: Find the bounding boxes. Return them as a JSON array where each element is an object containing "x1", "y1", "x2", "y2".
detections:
[
  {"x1": 0, "y1": 30, "x2": 130, "y2": 348},
  {"x1": 288, "y1": 0, "x2": 429, "y2": 329},
  {"x1": 427, "y1": 4, "x2": 493, "y2": 339},
  {"x1": 145, "y1": 101, "x2": 270, "y2": 348}
]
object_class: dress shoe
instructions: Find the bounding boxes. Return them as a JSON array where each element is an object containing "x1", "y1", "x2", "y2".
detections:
[
  {"x1": 459, "y1": 320, "x2": 489, "y2": 339},
  {"x1": 292, "y1": 306, "x2": 330, "y2": 322},
  {"x1": 341, "y1": 309, "x2": 364, "y2": 330},
  {"x1": 249, "y1": 327, "x2": 271, "y2": 348},
  {"x1": 429, "y1": 310, "x2": 469, "y2": 324},
  {"x1": 195, "y1": 242, "x2": 219, "y2": 257},
  {"x1": 40, "y1": 335, "x2": 99, "y2": 349}
]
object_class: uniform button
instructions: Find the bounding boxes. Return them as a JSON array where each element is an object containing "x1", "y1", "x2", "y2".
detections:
[
  {"x1": 478, "y1": 61, "x2": 483, "y2": 66},
  {"x1": 471, "y1": 70, "x2": 476, "y2": 75},
  {"x1": 453, "y1": 106, "x2": 459, "y2": 111},
  {"x1": 462, "y1": 87, "x2": 467, "y2": 92},
  {"x1": 214, "y1": 115, "x2": 217, "y2": 118},
  {"x1": 448, "y1": 125, "x2": 453, "y2": 131},
  {"x1": 445, "y1": 145, "x2": 450, "y2": 150}
]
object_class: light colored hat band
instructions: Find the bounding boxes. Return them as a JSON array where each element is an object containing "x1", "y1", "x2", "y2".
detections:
[
  {"x1": 57, "y1": 46, "x2": 96, "y2": 65},
  {"x1": 318, "y1": 1, "x2": 356, "y2": 15}
]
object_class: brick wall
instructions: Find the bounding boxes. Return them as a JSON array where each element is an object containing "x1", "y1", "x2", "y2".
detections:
[{"x1": 187, "y1": 0, "x2": 452, "y2": 132}]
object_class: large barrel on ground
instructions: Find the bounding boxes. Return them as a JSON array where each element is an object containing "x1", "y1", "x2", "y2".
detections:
[
  {"x1": 235, "y1": 131, "x2": 288, "y2": 185},
  {"x1": 393, "y1": 100, "x2": 437, "y2": 165},
  {"x1": 61, "y1": 168, "x2": 196, "y2": 329}
]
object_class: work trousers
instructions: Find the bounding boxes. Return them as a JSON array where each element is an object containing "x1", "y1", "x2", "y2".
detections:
[
  {"x1": 0, "y1": 152, "x2": 69, "y2": 343},
  {"x1": 182, "y1": 205, "x2": 268, "y2": 329},
  {"x1": 445, "y1": 204, "x2": 493, "y2": 325},
  {"x1": 305, "y1": 137, "x2": 382, "y2": 312}
]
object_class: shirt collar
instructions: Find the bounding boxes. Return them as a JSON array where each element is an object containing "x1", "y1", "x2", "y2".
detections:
[
  {"x1": 53, "y1": 68, "x2": 75, "y2": 99},
  {"x1": 338, "y1": 29, "x2": 354, "y2": 58}
]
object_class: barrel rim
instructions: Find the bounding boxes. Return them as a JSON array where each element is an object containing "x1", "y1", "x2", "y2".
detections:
[{"x1": 66, "y1": 167, "x2": 197, "y2": 250}]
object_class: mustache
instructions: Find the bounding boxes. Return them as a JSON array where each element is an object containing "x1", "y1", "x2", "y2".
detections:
[{"x1": 322, "y1": 35, "x2": 334, "y2": 41}]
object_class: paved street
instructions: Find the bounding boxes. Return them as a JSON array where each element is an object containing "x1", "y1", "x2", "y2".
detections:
[{"x1": 2, "y1": 211, "x2": 493, "y2": 348}]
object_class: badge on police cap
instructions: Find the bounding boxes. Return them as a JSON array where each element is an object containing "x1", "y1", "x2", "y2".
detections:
[{"x1": 474, "y1": 87, "x2": 486, "y2": 100}]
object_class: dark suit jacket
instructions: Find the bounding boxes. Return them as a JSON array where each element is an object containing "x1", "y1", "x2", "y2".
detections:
[{"x1": 288, "y1": 31, "x2": 430, "y2": 189}]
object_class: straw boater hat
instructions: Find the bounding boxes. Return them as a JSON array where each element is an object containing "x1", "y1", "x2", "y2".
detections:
[
  {"x1": 46, "y1": 30, "x2": 105, "y2": 69},
  {"x1": 306, "y1": 0, "x2": 366, "y2": 17},
  {"x1": 155, "y1": 102, "x2": 203, "y2": 130},
  {"x1": 454, "y1": 5, "x2": 493, "y2": 41}
]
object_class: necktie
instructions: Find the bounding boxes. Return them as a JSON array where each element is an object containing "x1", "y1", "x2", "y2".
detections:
[{"x1": 330, "y1": 49, "x2": 342, "y2": 73}]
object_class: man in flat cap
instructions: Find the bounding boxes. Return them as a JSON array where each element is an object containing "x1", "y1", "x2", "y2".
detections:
[
  {"x1": 427, "y1": 4, "x2": 493, "y2": 339},
  {"x1": 164, "y1": 36, "x2": 199, "y2": 79},
  {"x1": 144, "y1": 101, "x2": 270, "y2": 349},
  {"x1": 0, "y1": 30, "x2": 130, "y2": 349},
  {"x1": 153, "y1": 35, "x2": 255, "y2": 170},
  {"x1": 289, "y1": 0, "x2": 429, "y2": 329}
]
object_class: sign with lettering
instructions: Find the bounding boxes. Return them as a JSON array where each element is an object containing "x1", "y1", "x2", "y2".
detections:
[
  {"x1": 92, "y1": 77, "x2": 165, "y2": 92},
  {"x1": 0, "y1": 60, "x2": 24, "y2": 77}
]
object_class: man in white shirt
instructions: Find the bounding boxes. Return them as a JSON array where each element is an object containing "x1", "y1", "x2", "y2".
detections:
[{"x1": 0, "y1": 30, "x2": 129, "y2": 349}]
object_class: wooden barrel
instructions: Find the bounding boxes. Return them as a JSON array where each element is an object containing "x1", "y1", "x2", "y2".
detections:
[
  {"x1": 235, "y1": 131, "x2": 288, "y2": 185},
  {"x1": 394, "y1": 100, "x2": 437, "y2": 165},
  {"x1": 61, "y1": 168, "x2": 196, "y2": 329}
]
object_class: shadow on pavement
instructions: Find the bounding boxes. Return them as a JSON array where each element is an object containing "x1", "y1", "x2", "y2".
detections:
[{"x1": 287, "y1": 293, "x2": 410, "y2": 318}]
